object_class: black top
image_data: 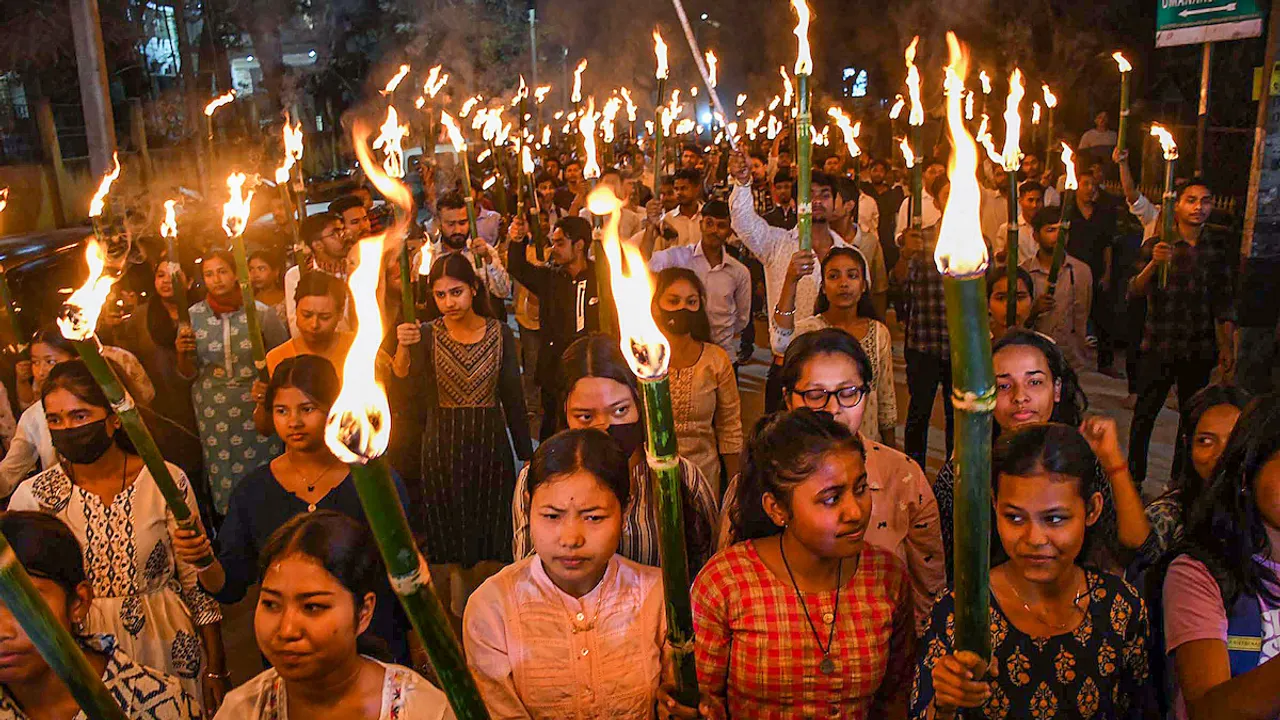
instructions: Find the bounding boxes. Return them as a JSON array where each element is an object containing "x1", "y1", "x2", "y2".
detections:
[
  {"x1": 1133, "y1": 227, "x2": 1237, "y2": 361},
  {"x1": 506, "y1": 236, "x2": 603, "y2": 385},
  {"x1": 1066, "y1": 200, "x2": 1119, "y2": 282}
]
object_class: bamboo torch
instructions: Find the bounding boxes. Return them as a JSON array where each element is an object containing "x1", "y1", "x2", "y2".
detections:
[
  {"x1": 588, "y1": 184, "x2": 699, "y2": 706},
  {"x1": 1114, "y1": 52, "x2": 1133, "y2": 155},
  {"x1": 1000, "y1": 68, "x2": 1025, "y2": 329},
  {"x1": 652, "y1": 30, "x2": 670, "y2": 200},
  {"x1": 1151, "y1": 123, "x2": 1178, "y2": 290},
  {"x1": 204, "y1": 90, "x2": 236, "y2": 163},
  {"x1": 159, "y1": 200, "x2": 191, "y2": 326},
  {"x1": 59, "y1": 239, "x2": 215, "y2": 568},
  {"x1": 935, "y1": 31, "x2": 995, "y2": 665},
  {"x1": 373, "y1": 105, "x2": 415, "y2": 323},
  {"x1": 905, "y1": 36, "x2": 924, "y2": 230},
  {"x1": 440, "y1": 112, "x2": 482, "y2": 269},
  {"x1": 1042, "y1": 85, "x2": 1057, "y2": 169},
  {"x1": 334, "y1": 120, "x2": 488, "y2": 719},
  {"x1": 1046, "y1": 143, "x2": 1078, "y2": 297},
  {"x1": 792, "y1": 0, "x2": 814, "y2": 251},
  {"x1": 87, "y1": 153, "x2": 121, "y2": 243},
  {"x1": 829, "y1": 107, "x2": 861, "y2": 193},
  {"x1": 580, "y1": 99, "x2": 616, "y2": 337},
  {"x1": 221, "y1": 173, "x2": 270, "y2": 382},
  {"x1": 275, "y1": 114, "x2": 306, "y2": 269}
]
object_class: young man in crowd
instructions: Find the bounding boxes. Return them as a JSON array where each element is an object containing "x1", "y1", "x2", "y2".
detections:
[
  {"x1": 994, "y1": 180, "x2": 1045, "y2": 267},
  {"x1": 284, "y1": 210, "x2": 351, "y2": 337},
  {"x1": 1021, "y1": 206, "x2": 1093, "y2": 368},
  {"x1": 763, "y1": 171, "x2": 797, "y2": 230}
]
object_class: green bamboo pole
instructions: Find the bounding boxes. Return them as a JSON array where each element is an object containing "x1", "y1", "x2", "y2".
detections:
[
  {"x1": 1046, "y1": 187, "x2": 1075, "y2": 297},
  {"x1": 1005, "y1": 170, "x2": 1019, "y2": 328},
  {"x1": 227, "y1": 231, "x2": 270, "y2": 383},
  {"x1": 941, "y1": 270, "x2": 995, "y2": 663},
  {"x1": 0, "y1": 529, "x2": 129, "y2": 720},
  {"x1": 398, "y1": 243, "x2": 417, "y2": 325},
  {"x1": 162, "y1": 243, "x2": 192, "y2": 328},
  {"x1": 65, "y1": 334, "x2": 214, "y2": 568},
  {"x1": 652, "y1": 77, "x2": 667, "y2": 202},
  {"x1": 796, "y1": 71, "x2": 813, "y2": 251},
  {"x1": 346, "y1": 457, "x2": 489, "y2": 719},
  {"x1": 1159, "y1": 157, "x2": 1175, "y2": 289},
  {"x1": 457, "y1": 148, "x2": 483, "y2": 270},
  {"x1": 910, "y1": 122, "x2": 924, "y2": 230},
  {"x1": 1116, "y1": 67, "x2": 1131, "y2": 156},
  {"x1": 638, "y1": 375, "x2": 699, "y2": 707}
]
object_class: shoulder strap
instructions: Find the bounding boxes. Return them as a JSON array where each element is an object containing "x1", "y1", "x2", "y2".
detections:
[{"x1": 1227, "y1": 591, "x2": 1264, "y2": 677}]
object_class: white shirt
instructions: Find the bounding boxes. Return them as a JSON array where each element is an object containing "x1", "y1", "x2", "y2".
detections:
[
  {"x1": 215, "y1": 661, "x2": 454, "y2": 720},
  {"x1": 659, "y1": 203, "x2": 703, "y2": 250},
  {"x1": 1079, "y1": 128, "x2": 1119, "y2": 151},
  {"x1": 894, "y1": 190, "x2": 943, "y2": 242},
  {"x1": 649, "y1": 241, "x2": 752, "y2": 355},
  {"x1": 419, "y1": 240, "x2": 513, "y2": 300},
  {"x1": 994, "y1": 216, "x2": 1042, "y2": 267},
  {"x1": 1129, "y1": 193, "x2": 1161, "y2": 240},
  {"x1": 1022, "y1": 253, "x2": 1094, "y2": 369},
  {"x1": 0, "y1": 401, "x2": 54, "y2": 497}
]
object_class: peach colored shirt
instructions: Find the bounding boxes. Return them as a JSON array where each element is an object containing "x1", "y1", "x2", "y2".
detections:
[{"x1": 463, "y1": 554, "x2": 668, "y2": 719}]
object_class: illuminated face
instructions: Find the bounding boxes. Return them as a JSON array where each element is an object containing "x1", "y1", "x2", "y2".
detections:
[
  {"x1": 681, "y1": 149, "x2": 700, "y2": 168},
  {"x1": 1190, "y1": 404, "x2": 1242, "y2": 481},
  {"x1": 785, "y1": 352, "x2": 868, "y2": 435},
  {"x1": 311, "y1": 220, "x2": 346, "y2": 261},
  {"x1": 750, "y1": 156, "x2": 767, "y2": 182},
  {"x1": 766, "y1": 448, "x2": 872, "y2": 560},
  {"x1": 271, "y1": 386, "x2": 328, "y2": 453},
  {"x1": 993, "y1": 344, "x2": 1061, "y2": 431},
  {"x1": 0, "y1": 575, "x2": 90, "y2": 687},
  {"x1": 699, "y1": 216, "x2": 732, "y2": 249},
  {"x1": 811, "y1": 184, "x2": 834, "y2": 223},
  {"x1": 995, "y1": 471, "x2": 1100, "y2": 586},
  {"x1": 564, "y1": 377, "x2": 639, "y2": 431},
  {"x1": 988, "y1": 276, "x2": 1032, "y2": 335},
  {"x1": 439, "y1": 206, "x2": 471, "y2": 249},
  {"x1": 821, "y1": 254, "x2": 865, "y2": 312},
  {"x1": 1019, "y1": 190, "x2": 1044, "y2": 222},
  {"x1": 1035, "y1": 222, "x2": 1061, "y2": 253},
  {"x1": 529, "y1": 470, "x2": 625, "y2": 598},
  {"x1": 673, "y1": 178, "x2": 700, "y2": 206},
  {"x1": 339, "y1": 206, "x2": 371, "y2": 241},
  {"x1": 823, "y1": 156, "x2": 844, "y2": 175},
  {"x1": 659, "y1": 184, "x2": 678, "y2": 210},
  {"x1": 295, "y1": 294, "x2": 341, "y2": 349},
  {"x1": 431, "y1": 274, "x2": 476, "y2": 319},
  {"x1": 565, "y1": 162, "x2": 584, "y2": 185},
  {"x1": 923, "y1": 163, "x2": 947, "y2": 192},
  {"x1": 549, "y1": 228, "x2": 581, "y2": 267},
  {"x1": 202, "y1": 256, "x2": 239, "y2": 301},
  {"x1": 1175, "y1": 185, "x2": 1213, "y2": 227},
  {"x1": 248, "y1": 257, "x2": 277, "y2": 292}
]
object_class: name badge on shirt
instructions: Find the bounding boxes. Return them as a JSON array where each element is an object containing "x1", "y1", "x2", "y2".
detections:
[{"x1": 1228, "y1": 635, "x2": 1263, "y2": 652}]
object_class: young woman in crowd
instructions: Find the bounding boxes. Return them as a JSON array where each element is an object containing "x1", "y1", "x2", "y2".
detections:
[
  {"x1": 511, "y1": 334, "x2": 719, "y2": 573},
  {"x1": 0, "y1": 511, "x2": 202, "y2": 719},
  {"x1": 177, "y1": 249, "x2": 288, "y2": 518},
  {"x1": 247, "y1": 250, "x2": 288, "y2": 329},
  {"x1": 651, "y1": 268, "x2": 743, "y2": 493},
  {"x1": 8, "y1": 360, "x2": 226, "y2": 708},
  {"x1": 794, "y1": 247, "x2": 898, "y2": 446},
  {"x1": 1162, "y1": 395, "x2": 1280, "y2": 720},
  {"x1": 690, "y1": 408, "x2": 914, "y2": 717},
  {"x1": 2, "y1": 328, "x2": 154, "y2": 496},
  {"x1": 932, "y1": 329, "x2": 1153, "y2": 580},
  {"x1": 392, "y1": 252, "x2": 532, "y2": 622},
  {"x1": 215, "y1": 510, "x2": 455, "y2": 719},
  {"x1": 171, "y1": 355, "x2": 413, "y2": 665},
  {"x1": 912, "y1": 423, "x2": 1152, "y2": 719},
  {"x1": 718, "y1": 328, "x2": 945, "y2": 630},
  {"x1": 465, "y1": 428, "x2": 669, "y2": 717},
  {"x1": 1144, "y1": 384, "x2": 1251, "y2": 557},
  {"x1": 986, "y1": 265, "x2": 1035, "y2": 340}
]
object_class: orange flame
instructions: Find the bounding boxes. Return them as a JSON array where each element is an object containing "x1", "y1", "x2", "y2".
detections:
[
  {"x1": 766, "y1": 115, "x2": 782, "y2": 139},
  {"x1": 979, "y1": 70, "x2": 992, "y2": 94},
  {"x1": 965, "y1": 90, "x2": 974, "y2": 120},
  {"x1": 1061, "y1": 143, "x2": 1078, "y2": 191},
  {"x1": 541, "y1": 125, "x2": 551, "y2": 145},
  {"x1": 57, "y1": 238, "x2": 116, "y2": 341},
  {"x1": 780, "y1": 67, "x2": 794, "y2": 106},
  {"x1": 602, "y1": 96, "x2": 622, "y2": 143},
  {"x1": 1001, "y1": 68, "x2": 1025, "y2": 172},
  {"x1": 620, "y1": 87, "x2": 638, "y2": 122},
  {"x1": 976, "y1": 114, "x2": 1003, "y2": 164},
  {"x1": 1042, "y1": 84, "x2": 1057, "y2": 109},
  {"x1": 204, "y1": 90, "x2": 236, "y2": 116},
  {"x1": 476, "y1": 148, "x2": 492, "y2": 164},
  {"x1": 440, "y1": 112, "x2": 467, "y2": 153},
  {"x1": 653, "y1": 29, "x2": 670, "y2": 79},
  {"x1": 513, "y1": 75, "x2": 529, "y2": 107},
  {"x1": 423, "y1": 65, "x2": 448, "y2": 98},
  {"x1": 374, "y1": 106, "x2": 410, "y2": 179},
  {"x1": 1150, "y1": 123, "x2": 1179, "y2": 161},
  {"x1": 589, "y1": 186, "x2": 669, "y2": 379},
  {"x1": 221, "y1": 173, "x2": 255, "y2": 240},
  {"x1": 1032, "y1": 101, "x2": 1041, "y2": 125},
  {"x1": 571, "y1": 59, "x2": 588, "y2": 103},
  {"x1": 534, "y1": 85, "x2": 552, "y2": 103},
  {"x1": 382, "y1": 64, "x2": 410, "y2": 94},
  {"x1": 791, "y1": 0, "x2": 812, "y2": 75},
  {"x1": 691, "y1": 85, "x2": 699, "y2": 98},
  {"x1": 706, "y1": 51, "x2": 719, "y2": 88},
  {"x1": 828, "y1": 107, "x2": 861, "y2": 158},
  {"x1": 460, "y1": 96, "x2": 481, "y2": 118},
  {"x1": 899, "y1": 137, "x2": 916, "y2": 168},
  {"x1": 160, "y1": 199, "x2": 177, "y2": 240},
  {"x1": 275, "y1": 114, "x2": 305, "y2": 183},
  {"x1": 769, "y1": 95, "x2": 782, "y2": 112},
  {"x1": 1113, "y1": 51, "x2": 1132, "y2": 73},
  {"x1": 0, "y1": 187, "x2": 7, "y2": 214},
  {"x1": 737, "y1": 93, "x2": 747, "y2": 107},
  {"x1": 905, "y1": 36, "x2": 923, "y2": 126},
  {"x1": 88, "y1": 152, "x2": 122, "y2": 218},
  {"x1": 889, "y1": 94, "x2": 906, "y2": 120},
  {"x1": 934, "y1": 32, "x2": 988, "y2": 277},
  {"x1": 522, "y1": 145, "x2": 535, "y2": 175}
]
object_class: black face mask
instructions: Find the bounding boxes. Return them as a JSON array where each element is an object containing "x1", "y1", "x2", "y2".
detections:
[
  {"x1": 659, "y1": 308, "x2": 697, "y2": 337},
  {"x1": 50, "y1": 420, "x2": 116, "y2": 465},
  {"x1": 607, "y1": 421, "x2": 646, "y2": 458}
]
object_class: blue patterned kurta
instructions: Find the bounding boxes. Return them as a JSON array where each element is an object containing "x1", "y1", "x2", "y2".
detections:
[{"x1": 188, "y1": 300, "x2": 287, "y2": 514}]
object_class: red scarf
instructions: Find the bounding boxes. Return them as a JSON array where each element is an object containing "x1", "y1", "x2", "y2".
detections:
[{"x1": 206, "y1": 292, "x2": 243, "y2": 316}]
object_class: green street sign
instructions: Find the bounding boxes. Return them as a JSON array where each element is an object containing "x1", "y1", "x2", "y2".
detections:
[{"x1": 1156, "y1": 0, "x2": 1265, "y2": 47}]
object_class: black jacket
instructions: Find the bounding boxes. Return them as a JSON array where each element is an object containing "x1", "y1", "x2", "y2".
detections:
[{"x1": 507, "y1": 237, "x2": 603, "y2": 385}]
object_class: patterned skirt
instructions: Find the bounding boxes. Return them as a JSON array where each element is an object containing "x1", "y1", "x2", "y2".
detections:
[
  {"x1": 86, "y1": 587, "x2": 204, "y2": 702},
  {"x1": 415, "y1": 405, "x2": 516, "y2": 566}
]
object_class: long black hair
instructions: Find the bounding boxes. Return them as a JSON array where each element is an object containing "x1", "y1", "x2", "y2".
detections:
[
  {"x1": 40, "y1": 360, "x2": 137, "y2": 454},
  {"x1": 992, "y1": 329, "x2": 1087, "y2": 428},
  {"x1": 527, "y1": 428, "x2": 632, "y2": 510},
  {"x1": 732, "y1": 408, "x2": 865, "y2": 541},
  {"x1": 266, "y1": 355, "x2": 341, "y2": 411},
  {"x1": 1168, "y1": 384, "x2": 1252, "y2": 517},
  {"x1": 423, "y1": 252, "x2": 495, "y2": 321},
  {"x1": 813, "y1": 247, "x2": 882, "y2": 322},
  {"x1": 1184, "y1": 395, "x2": 1280, "y2": 611},
  {"x1": 651, "y1": 268, "x2": 713, "y2": 344}
]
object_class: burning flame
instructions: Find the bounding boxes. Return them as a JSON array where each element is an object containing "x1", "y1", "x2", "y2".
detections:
[
  {"x1": 934, "y1": 32, "x2": 988, "y2": 277},
  {"x1": 706, "y1": 51, "x2": 719, "y2": 88},
  {"x1": 965, "y1": 90, "x2": 974, "y2": 120},
  {"x1": 160, "y1": 199, "x2": 177, "y2": 240},
  {"x1": 780, "y1": 67, "x2": 794, "y2": 107},
  {"x1": 905, "y1": 36, "x2": 923, "y2": 126},
  {"x1": 522, "y1": 145, "x2": 535, "y2": 175},
  {"x1": 482, "y1": 176, "x2": 496, "y2": 191},
  {"x1": 423, "y1": 65, "x2": 448, "y2": 98},
  {"x1": 514, "y1": 75, "x2": 529, "y2": 106},
  {"x1": 766, "y1": 115, "x2": 782, "y2": 139},
  {"x1": 1042, "y1": 84, "x2": 1057, "y2": 109},
  {"x1": 769, "y1": 95, "x2": 782, "y2": 112},
  {"x1": 440, "y1": 112, "x2": 467, "y2": 152},
  {"x1": 571, "y1": 59, "x2": 588, "y2": 103},
  {"x1": 88, "y1": 152, "x2": 121, "y2": 218},
  {"x1": 1001, "y1": 68, "x2": 1025, "y2": 172},
  {"x1": 275, "y1": 114, "x2": 305, "y2": 183},
  {"x1": 620, "y1": 87, "x2": 638, "y2": 122},
  {"x1": 588, "y1": 186, "x2": 669, "y2": 379},
  {"x1": 1150, "y1": 123, "x2": 1179, "y2": 161},
  {"x1": 1061, "y1": 143, "x2": 1078, "y2": 191},
  {"x1": 1032, "y1": 101, "x2": 1041, "y2": 125},
  {"x1": 204, "y1": 90, "x2": 236, "y2": 116},
  {"x1": 653, "y1": 29, "x2": 670, "y2": 79},
  {"x1": 374, "y1": 106, "x2": 410, "y2": 179},
  {"x1": 221, "y1": 173, "x2": 255, "y2": 240},
  {"x1": 602, "y1": 96, "x2": 622, "y2": 143},
  {"x1": 460, "y1": 96, "x2": 481, "y2": 118},
  {"x1": 541, "y1": 126, "x2": 551, "y2": 145},
  {"x1": 979, "y1": 70, "x2": 992, "y2": 94},
  {"x1": 580, "y1": 99, "x2": 600, "y2": 179},
  {"x1": 899, "y1": 137, "x2": 916, "y2": 168},
  {"x1": 828, "y1": 107, "x2": 861, "y2": 158},
  {"x1": 737, "y1": 93, "x2": 747, "y2": 107},
  {"x1": 0, "y1": 187, "x2": 7, "y2": 214},
  {"x1": 57, "y1": 239, "x2": 116, "y2": 341},
  {"x1": 889, "y1": 95, "x2": 906, "y2": 120},
  {"x1": 1113, "y1": 52, "x2": 1132, "y2": 73},
  {"x1": 476, "y1": 148, "x2": 492, "y2": 164},
  {"x1": 791, "y1": 0, "x2": 812, "y2": 76},
  {"x1": 382, "y1": 64, "x2": 410, "y2": 94},
  {"x1": 535, "y1": 85, "x2": 552, "y2": 103},
  {"x1": 976, "y1": 114, "x2": 1003, "y2": 164}
]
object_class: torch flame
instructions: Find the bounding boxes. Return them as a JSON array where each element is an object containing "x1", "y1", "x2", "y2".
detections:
[
  {"x1": 514, "y1": 75, "x2": 529, "y2": 106},
  {"x1": 653, "y1": 29, "x2": 670, "y2": 79},
  {"x1": 203, "y1": 90, "x2": 236, "y2": 116},
  {"x1": 1113, "y1": 52, "x2": 1132, "y2": 73},
  {"x1": 382, "y1": 64, "x2": 410, "y2": 94},
  {"x1": 602, "y1": 96, "x2": 622, "y2": 143},
  {"x1": 934, "y1": 32, "x2": 989, "y2": 277},
  {"x1": 1001, "y1": 68, "x2": 1025, "y2": 172},
  {"x1": 705, "y1": 51, "x2": 719, "y2": 88},
  {"x1": 541, "y1": 126, "x2": 551, "y2": 145},
  {"x1": 88, "y1": 152, "x2": 121, "y2": 218},
  {"x1": 57, "y1": 238, "x2": 117, "y2": 341},
  {"x1": 791, "y1": 0, "x2": 812, "y2": 76},
  {"x1": 275, "y1": 114, "x2": 305, "y2": 183},
  {"x1": 979, "y1": 70, "x2": 992, "y2": 94},
  {"x1": 828, "y1": 107, "x2": 861, "y2": 159},
  {"x1": 1150, "y1": 123, "x2": 1179, "y2": 161},
  {"x1": 460, "y1": 96, "x2": 481, "y2": 118},
  {"x1": 889, "y1": 95, "x2": 906, "y2": 120},
  {"x1": 0, "y1": 187, "x2": 7, "y2": 214},
  {"x1": 976, "y1": 114, "x2": 1003, "y2": 164},
  {"x1": 522, "y1": 145, "x2": 535, "y2": 175},
  {"x1": 221, "y1": 173, "x2": 255, "y2": 240},
  {"x1": 620, "y1": 87, "x2": 638, "y2": 122},
  {"x1": 905, "y1": 36, "x2": 923, "y2": 126},
  {"x1": 572, "y1": 59, "x2": 588, "y2": 104},
  {"x1": 580, "y1": 98, "x2": 600, "y2": 180},
  {"x1": 423, "y1": 65, "x2": 449, "y2": 98},
  {"x1": 373, "y1": 106, "x2": 410, "y2": 179},
  {"x1": 965, "y1": 90, "x2": 974, "y2": 120},
  {"x1": 1032, "y1": 101, "x2": 1041, "y2": 125},
  {"x1": 737, "y1": 93, "x2": 747, "y2": 107},
  {"x1": 769, "y1": 95, "x2": 782, "y2": 112},
  {"x1": 588, "y1": 186, "x2": 669, "y2": 378},
  {"x1": 899, "y1": 137, "x2": 916, "y2": 168},
  {"x1": 1042, "y1": 84, "x2": 1057, "y2": 108},
  {"x1": 160, "y1": 199, "x2": 177, "y2": 240},
  {"x1": 477, "y1": 148, "x2": 492, "y2": 164},
  {"x1": 780, "y1": 67, "x2": 794, "y2": 107},
  {"x1": 534, "y1": 85, "x2": 552, "y2": 103},
  {"x1": 1061, "y1": 143, "x2": 1078, "y2": 191},
  {"x1": 440, "y1": 112, "x2": 467, "y2": 153}
]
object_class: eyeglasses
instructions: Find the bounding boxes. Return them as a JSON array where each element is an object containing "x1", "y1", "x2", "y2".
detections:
[{"x1": 792, "y1": 385, "x2": 867, "y2": 410}]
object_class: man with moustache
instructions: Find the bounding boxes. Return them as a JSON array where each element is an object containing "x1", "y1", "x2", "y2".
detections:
[
  {"x1": 284, "y1": 210, "x2": 353, "y2": 338},
  {"x1": 422, "y1": 191, "x2": 511, "y2": 306}
]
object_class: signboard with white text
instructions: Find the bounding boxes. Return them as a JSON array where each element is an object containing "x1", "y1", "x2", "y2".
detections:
[{"x1": 1156, "y1": 0, "x2": 1265, "y2": 47}]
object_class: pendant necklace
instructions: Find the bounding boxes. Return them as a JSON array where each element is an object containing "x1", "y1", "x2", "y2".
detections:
[
  {"x1": 288, "y1": 454, "x2": 338, "y2": 512},
  {"x1": 1005, "y1": 569, "x2": 1089, "y2": 632},
  {"x1": 780, "y1": 536, "x2": 842, "y2": 676}
]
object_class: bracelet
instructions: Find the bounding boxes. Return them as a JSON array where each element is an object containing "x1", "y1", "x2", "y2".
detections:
[
  {"x1": 204, "y1": 669, "x2": 230, "y2": 680},
  {"x1": 772, "y1": 304, "x2": 796, "y2": 317}
]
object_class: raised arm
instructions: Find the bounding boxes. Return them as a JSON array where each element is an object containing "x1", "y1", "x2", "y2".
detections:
[{"x1": 727, "y1": 149, "x2": 790, "y2": 263}]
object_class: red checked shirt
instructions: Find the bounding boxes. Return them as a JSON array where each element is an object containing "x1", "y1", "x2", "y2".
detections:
[{"x1": 692, "y1": 540, "x2": 916, "y2": 718}]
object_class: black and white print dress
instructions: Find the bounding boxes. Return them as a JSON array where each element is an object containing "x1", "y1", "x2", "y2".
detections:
[{"x1": 10, "y1": 462, "x2": 221, "y2": 701}]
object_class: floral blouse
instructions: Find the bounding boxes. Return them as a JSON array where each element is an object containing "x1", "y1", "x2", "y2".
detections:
[
  {"x1": 214, "y1": 660, "x2": 454, "y2": 720},
  {"x1": 910, "y1": 570, "x2": 1152, "y2": 719}
]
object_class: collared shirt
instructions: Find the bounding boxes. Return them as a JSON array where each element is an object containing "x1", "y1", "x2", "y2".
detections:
[
  {"x1": 423, "y1": 239, "x2": 512, "y2": 300},
  {"x1": 901, "y1": 227, "x2": 950, "y2": 358},
  {"x1": 751, "y1": 178, "x2": 776, "y2": 216},
  {"x1": 894, "y1": 189, "x2": 942, "y2": 241},
  {"x1": 1021, "y1": 253, "x2": 1094, "y2": 369},
  {"x1": 659, "y1": 203, "x2": 703, "y2": 250},
  {"x1": 728, "y1": 183, "x2": 857, "y2": 355},
  {"x1": 994, "y1": 216, "x2": 1041, "y2": 266},
  {"x1": 1133, "y1": 228, "x2": 1237, "y2": 360},
  {"x1": 217, "y1": 660, "x2": 452, "y2": 720},
  {"x1": 649, "y1": 242, "x2": 752, "y2": 355},
  {"x1": 762, "y1": 203, "x2": 797, "y2": 230},
  {"x1": 464, "y1": 555, "x2": 666, "y2": 719}
]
